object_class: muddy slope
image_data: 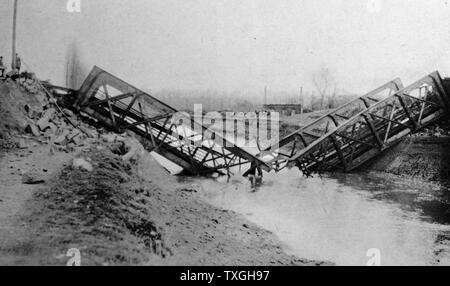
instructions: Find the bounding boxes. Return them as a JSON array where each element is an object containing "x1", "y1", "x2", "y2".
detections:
[
  {"x1": 363, "y1": 136, "x2": 450, "y2": 185},
  {"x1": 19, "y1": 147, "x2": 329, "y2": 266},
  {"x1": 363, "y1": 118, "x2": 450, "y2": 184}
]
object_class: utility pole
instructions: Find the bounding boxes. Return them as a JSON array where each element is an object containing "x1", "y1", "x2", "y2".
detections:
[
  {"x1": 11, "y1": 0, "x2": 18, "y2": 71},
  {"x1": 264, "y1": 86, "x2": 267, "y2": 106},
  {"x1": 300, "y1": 86, "x2": 304, "y2": 115}
]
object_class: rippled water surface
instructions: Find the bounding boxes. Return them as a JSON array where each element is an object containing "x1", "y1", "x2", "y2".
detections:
[{"x1": 182, "y1": 170, "x2": 450, "y2": 266}]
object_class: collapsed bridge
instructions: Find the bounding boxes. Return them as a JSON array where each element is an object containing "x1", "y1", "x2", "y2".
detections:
[
  {"x1": 259, "y1": 71, "x2": 450, "y2": 176},
  {"x1": 70, "y1": 66, "x2": 270, "y2": 176},
  {"x1": 46, "y1": 67, "x2": 450, "y2": 177}
]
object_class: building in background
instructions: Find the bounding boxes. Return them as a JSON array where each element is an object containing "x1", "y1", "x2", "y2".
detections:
[{"x1": 263, "y1": 104, "x2": 303, "y2": 116}]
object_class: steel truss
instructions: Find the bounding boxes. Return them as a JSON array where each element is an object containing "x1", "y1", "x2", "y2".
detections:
[
  {"x1": 260, "y1": 72, "x2": 450, "y2": 175},
  {"x1": 74, "y1": 66, "x2": 270, "y2": 175}
]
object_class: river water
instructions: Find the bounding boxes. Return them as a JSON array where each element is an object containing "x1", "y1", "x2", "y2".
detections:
[
  {"x1": 151, "y1": 124, "x2": 450, "y2": 266},
  {"x1": 179, "y1": 169, "x2": 450, "y2": 266}
]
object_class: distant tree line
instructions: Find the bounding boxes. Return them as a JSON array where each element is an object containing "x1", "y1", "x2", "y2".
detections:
[
  {"x1": 148, "y1": 67, "x2": 358, "y2": 113},
  {"x1": 150, "y1": 88, "x2": 357, "y2": 114}
]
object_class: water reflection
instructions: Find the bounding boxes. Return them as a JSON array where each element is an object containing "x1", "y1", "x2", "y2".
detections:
[{"x1": 334, "y1": 172, "x2": 450, "y2": 225}]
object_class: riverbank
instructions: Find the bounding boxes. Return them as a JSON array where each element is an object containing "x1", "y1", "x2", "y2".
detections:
[
  {"x1": 0, "y1": 142, "x2": 330, "y2": 265},
  {"x1": 362, "y1": 117, "x2": 450, "y2": 186},
  {"x1": 362, "y1": 136, "x2": 450, "y2": 186}
]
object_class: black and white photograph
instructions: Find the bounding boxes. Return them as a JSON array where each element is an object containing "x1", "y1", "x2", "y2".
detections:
[{"x1": 1, "y1": 0, "x2": 450, "y2": 271}]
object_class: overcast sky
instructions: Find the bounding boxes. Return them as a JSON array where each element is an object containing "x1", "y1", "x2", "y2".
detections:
[{"x1": 0, "y1": 0, "x2": 450, "y2": 94}]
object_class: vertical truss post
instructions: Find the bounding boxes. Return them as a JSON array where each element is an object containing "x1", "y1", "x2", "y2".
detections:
[
  {"x1": 330, "y1": 135, "x2": 348, "y2": 171},
  {"x1": 396, "y1": 94, "x2": 419, "y2": 131}
]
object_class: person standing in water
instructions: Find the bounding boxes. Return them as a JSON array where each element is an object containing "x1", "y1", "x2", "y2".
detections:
[
  {"x1": 0, "y1": 56, "x2": 5, "y2": 78},
  {"x1": 246, "y1": 163, "x2": 263, "y2": 192},
  {"x1": 14, "y1": 53, "x2": 21, "y2": 74}
]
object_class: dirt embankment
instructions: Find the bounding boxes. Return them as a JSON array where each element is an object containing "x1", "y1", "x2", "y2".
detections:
[
  {"x1": 363, "y1": 136, "x2": 450, "y2": 186},
  {"x1": 0, "y1": 79, "x2": 330, "y2": 266},
  {"x1": 0, "y1": 143, "x2": 329, "y2": 266},
  {"x1": 362, "y1": 118, "x2": 450, "y2": 185},
  {"x1": 0, "y1": 81, "x2": 44, "y2": 149},
  {"x1": 17, "y1": 145, "x2": 328, "y2": 266}
]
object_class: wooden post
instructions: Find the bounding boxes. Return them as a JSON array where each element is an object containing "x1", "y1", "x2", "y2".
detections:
[
  {"x1": 11, "y1": 0, "x2": 18, "y2": 71},
  {"x1": 300, "y1": 86, "x2": 304, "y2": 115}
]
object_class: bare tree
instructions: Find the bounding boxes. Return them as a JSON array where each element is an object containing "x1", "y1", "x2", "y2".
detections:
[
  {"x1": 328, "y1": 85, "x2": 338, "y2": 109},
  {"x1": 312, "y1": 68, "x2": 336, "y2": 110},
  {"x1": 65, "y1": 42, "x2": 88, "y2": 90}
]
